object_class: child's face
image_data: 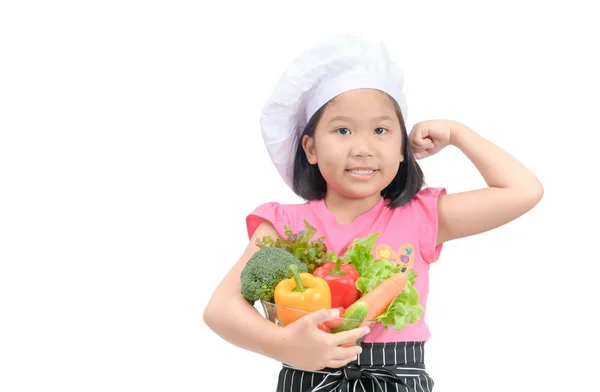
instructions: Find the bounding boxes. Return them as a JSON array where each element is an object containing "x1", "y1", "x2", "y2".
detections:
[{"x1": 302, "y1": 88, "x2": 404, "y2": 201}]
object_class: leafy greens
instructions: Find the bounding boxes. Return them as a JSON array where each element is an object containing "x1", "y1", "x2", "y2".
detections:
[
  {"x1": 255, "y1": 220, "x2": 329, "y2": 273},
  {"x1": 339, "y1": 232, "x2": 424, "y2": 331}
]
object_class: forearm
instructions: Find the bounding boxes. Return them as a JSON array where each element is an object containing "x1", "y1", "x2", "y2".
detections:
[
  {"x1": 435, "y1": 121, "x2": 544, "y2": 244},
  {"x1": 449, "y1": 121, "x2": 543, "y2": 193},
  {"x1": 204, "y1": 293, "x2": 285, "y2": 361}
]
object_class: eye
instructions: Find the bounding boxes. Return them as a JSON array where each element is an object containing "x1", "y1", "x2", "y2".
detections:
[
  {"x1": 374, "y1": 127, "x2": 388, "y2": 135},
  {"x1": 336, "y1": 128, "x2": 351, "y2": 135}
]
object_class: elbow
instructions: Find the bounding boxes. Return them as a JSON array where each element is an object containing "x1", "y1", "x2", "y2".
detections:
[
  {"x1": 203, "y1": 299, "x2": 218, "y2": 331},
  {"x1": 535, "y1": 182, "x2": 544, "y2": 203},
  {"x1": 532, "y1": 178, "x2": 544, "y2": 203},
  {"x1": 523, "y1": 179, "x2": 544, "y2": 210}
]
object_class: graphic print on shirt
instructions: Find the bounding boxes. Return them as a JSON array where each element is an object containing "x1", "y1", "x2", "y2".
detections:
[{"x1": 375, "y1": 243, "x2": 414, "y2": 273}]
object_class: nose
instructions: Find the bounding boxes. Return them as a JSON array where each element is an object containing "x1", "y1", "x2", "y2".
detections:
[{"x1": 349, "y1": 133, "x2": 374, "y2": 157}]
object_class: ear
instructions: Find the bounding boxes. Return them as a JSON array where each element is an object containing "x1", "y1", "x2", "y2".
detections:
[
  {"x1": 400, "y1": 138, "x2": 408, "y2": 163},
  {"x1": 302, "y1": 134, "x2": 318, "y2": 165},
  {"x1": 398, "y1": 145, "x2": 405, "y2": 164}
]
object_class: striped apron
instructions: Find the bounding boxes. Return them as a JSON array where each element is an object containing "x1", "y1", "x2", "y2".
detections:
[{"x1": 276, "y1": 342, "x2": 434, "y2": 392}]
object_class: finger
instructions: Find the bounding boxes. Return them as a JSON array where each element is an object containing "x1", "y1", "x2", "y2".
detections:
[
  {"x1": 326, "y1": 356, "x2": 358, "y2": 369},
  {"x1": 414, "y1": 150, "x2": 430, "y2": 160},
  {"x1": 412, "y1": 139, "x2": 431, "y2": 150},
  {"x1": 410, "y1": 144, "x2": 423, "y2": 152},
  {"x1": 410, "y1": 140, "x2": 423, "y2": 148},
  {"x1": 331, "y1": 326, "x2": 370, "y2": 346},
  {"x1": 410, "y1": 140, "x2": 430, "y2": 152},
  {"x1": 414, "y1": 137, "x2": 434, "y2": 148},
  {"x1": 307, "y1": 308, "x2": 340, "y2": 325},
  {"x1": 330, "y1": 345, "x2": 362, "y2": 360}
]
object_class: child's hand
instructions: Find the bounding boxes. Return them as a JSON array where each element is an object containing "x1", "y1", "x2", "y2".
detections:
[
  {"x1": 409, "y1": 120, "x2": 453, "y2": 159},
  {"x1": 276, "y1": 308, "x2": 369, "y2": 371}
]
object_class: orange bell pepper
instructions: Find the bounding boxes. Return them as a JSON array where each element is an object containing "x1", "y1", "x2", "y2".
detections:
[{"x1": 274, "y1": 265, "x2": 331, "y2": 326}]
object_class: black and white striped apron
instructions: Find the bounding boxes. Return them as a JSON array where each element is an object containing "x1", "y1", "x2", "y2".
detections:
[{"x1": 276, "y1": 341, "x2": 434, "y2": 392}]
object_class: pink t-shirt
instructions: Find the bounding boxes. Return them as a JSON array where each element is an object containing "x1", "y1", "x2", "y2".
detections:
[{"x1": 246, "y1": 187, "x2": 446, "y2": 343}]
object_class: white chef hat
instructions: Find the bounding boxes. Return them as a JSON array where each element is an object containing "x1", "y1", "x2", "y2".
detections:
[{"x1": 260, "y1": 35, "x2": 408, "y2": 189}]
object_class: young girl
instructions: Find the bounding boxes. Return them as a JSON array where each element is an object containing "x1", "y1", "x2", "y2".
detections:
[{"x1": 203, "y1": 35, "x2": 543, "y2": 391}]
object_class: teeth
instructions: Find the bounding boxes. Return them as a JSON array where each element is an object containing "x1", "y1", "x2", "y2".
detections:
[{"x1": 349, "y1": 169, "x2": 374, "y2": 174}]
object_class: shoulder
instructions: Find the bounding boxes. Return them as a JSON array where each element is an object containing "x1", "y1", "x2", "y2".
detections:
[
  {"x1": 245, "y1": 201, "x2": 310, "y2": 240},
  {"x1": 389, "y1": 187, "x2": 446, "y2": 217},
  {"x1": 408, "y1": 187, "x2": 447, "y2": 216}
]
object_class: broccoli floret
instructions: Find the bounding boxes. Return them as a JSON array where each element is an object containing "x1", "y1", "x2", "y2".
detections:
[{"x1": 241, "y1": 247, "x2": 307, "y2": 303}]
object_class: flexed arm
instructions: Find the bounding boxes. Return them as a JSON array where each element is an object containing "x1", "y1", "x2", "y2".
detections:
[{"x1": 409, "y1": 120, "x2": 544, "y2": 245}]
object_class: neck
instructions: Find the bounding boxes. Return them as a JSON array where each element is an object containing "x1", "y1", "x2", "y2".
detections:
[{"x1": 323, "y1": 191, "x2": 382, "y2": 224}]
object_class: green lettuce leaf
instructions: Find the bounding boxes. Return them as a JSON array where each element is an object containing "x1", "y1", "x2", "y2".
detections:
[
  {"x1": 255, "y1": 220, "x2": 329, "y2": 273},
  {"x1": 342, "y1": 232, "x2": 380, "y2": 276}
]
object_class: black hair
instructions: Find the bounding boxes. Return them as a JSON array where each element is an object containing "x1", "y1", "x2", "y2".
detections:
[{"x1": 292, "y1": 93, "x2": 424, "y2": 207}]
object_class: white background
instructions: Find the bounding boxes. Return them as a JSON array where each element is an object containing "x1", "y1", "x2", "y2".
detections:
[{"x1": 1, "y1": 1, "x2": 599, "y2": 391}]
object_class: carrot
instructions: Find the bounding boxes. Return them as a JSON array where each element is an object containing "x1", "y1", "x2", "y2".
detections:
[
  {"x1": 337, "y1": 273, "x2": 408, "y2": 347},
  {"x1": 351, "y1": 272, "x2": 407, "y2": 321}
]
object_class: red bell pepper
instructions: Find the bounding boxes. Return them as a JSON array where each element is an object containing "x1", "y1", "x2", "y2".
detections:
[{"x1": 313, "y1": 259, "x2": 360, "y2": 309}]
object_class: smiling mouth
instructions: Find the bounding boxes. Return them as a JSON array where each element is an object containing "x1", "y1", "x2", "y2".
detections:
[{"x1": 347, "y1": 169, "x2": 377, "y2": 174}]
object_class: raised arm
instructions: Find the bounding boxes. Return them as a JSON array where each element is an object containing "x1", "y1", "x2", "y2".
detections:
[{"x1": 435, "y1": 121, "x2": 544, "y2": 245}]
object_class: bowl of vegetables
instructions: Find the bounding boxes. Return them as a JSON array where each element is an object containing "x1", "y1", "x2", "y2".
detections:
[{"x1": 241, "y1": 221, "x2": 424, "y2": 341}]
